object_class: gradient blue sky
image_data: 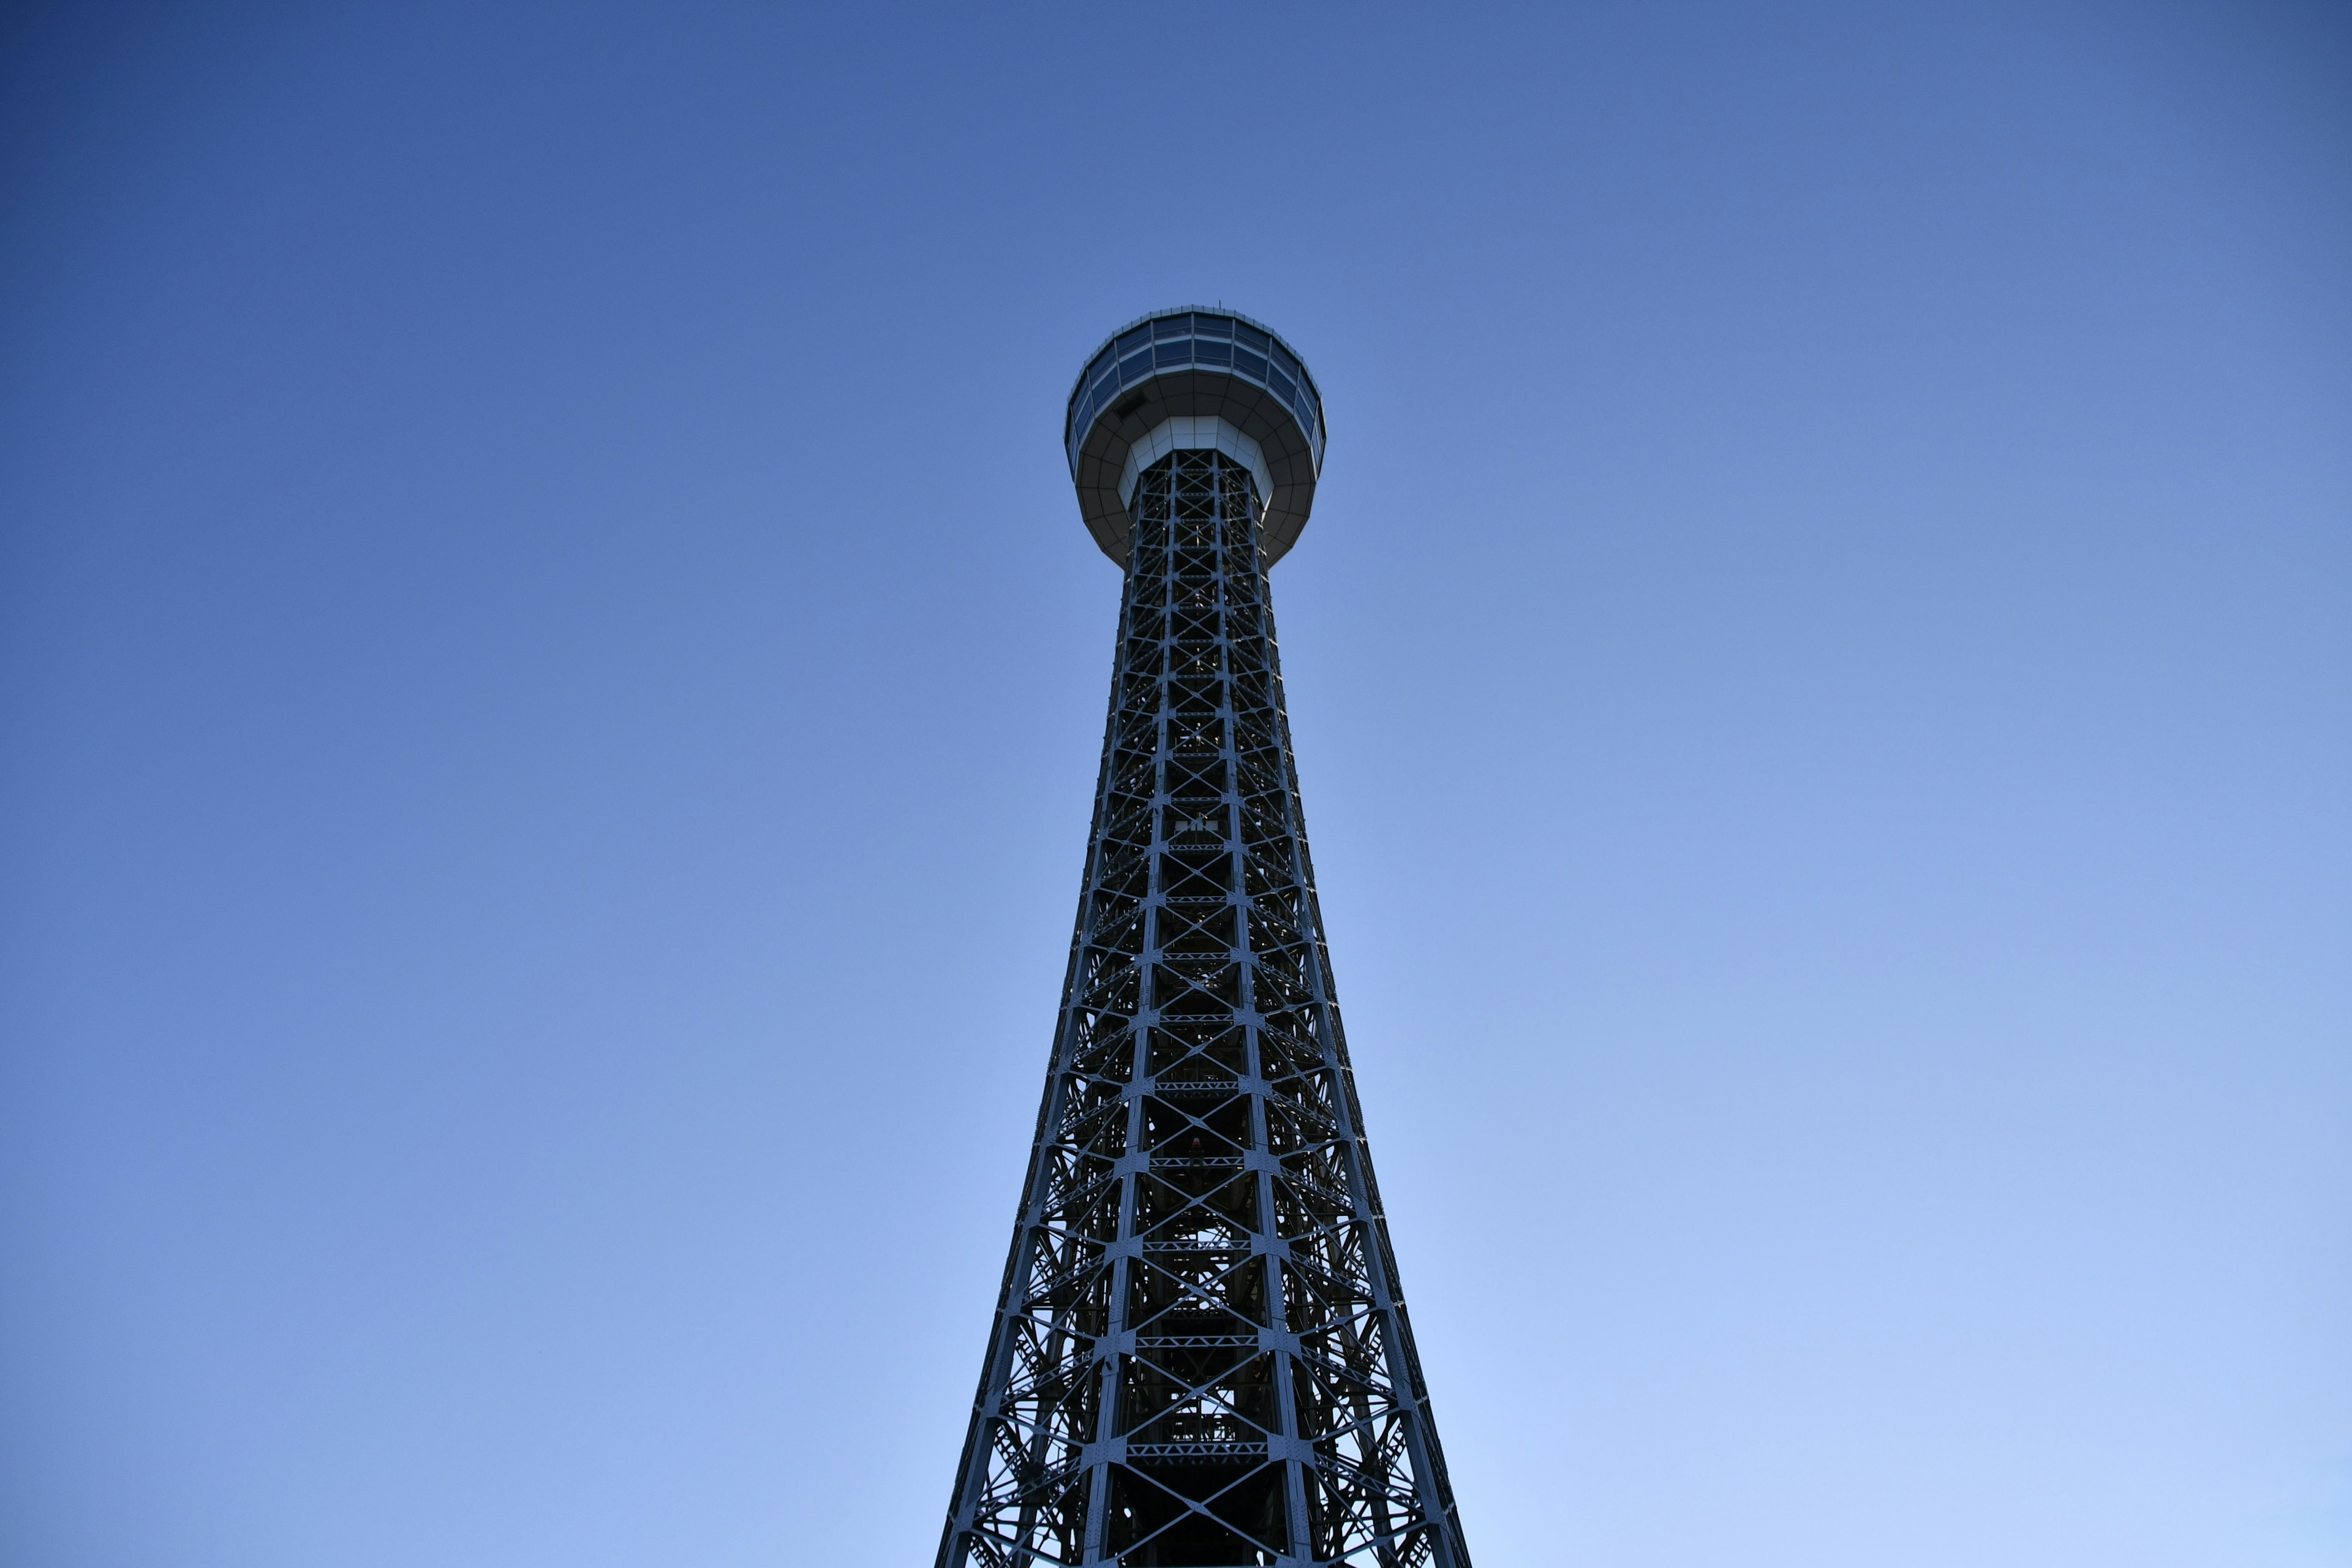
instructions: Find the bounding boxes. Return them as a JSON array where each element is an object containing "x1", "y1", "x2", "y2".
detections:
[{"x1": 2, "y1": 3, "x2": 2346, "y2": 1564}]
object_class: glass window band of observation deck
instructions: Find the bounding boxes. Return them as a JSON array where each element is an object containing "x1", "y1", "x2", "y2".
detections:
[{"x1": 1065, "y1": 309, "x2": 1325, "y2": 477}]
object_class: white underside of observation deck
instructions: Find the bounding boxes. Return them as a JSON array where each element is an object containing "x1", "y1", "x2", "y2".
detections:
[{"x1": 1117, "y1": 417, "x2": 1273, "y2": 518}]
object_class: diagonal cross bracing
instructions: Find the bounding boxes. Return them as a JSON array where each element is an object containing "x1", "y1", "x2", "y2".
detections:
[{"x1": 938, "y1": 451, "x2": 1471, "y2": 1568}]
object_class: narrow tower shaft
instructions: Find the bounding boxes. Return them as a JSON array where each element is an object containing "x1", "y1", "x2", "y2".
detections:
[{"x1": 938, "y1": 372, "x2": 1469, "y2": 1564}]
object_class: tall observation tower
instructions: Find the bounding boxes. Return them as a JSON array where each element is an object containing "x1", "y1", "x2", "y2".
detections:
[{"x1": 937, "y1": 309, "x2": 1471, "y2": 1568}]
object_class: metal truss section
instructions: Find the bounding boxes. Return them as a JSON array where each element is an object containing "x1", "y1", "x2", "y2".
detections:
[{"x1": 938, "y1": 450, "x2": 1471, "y2": 1568}]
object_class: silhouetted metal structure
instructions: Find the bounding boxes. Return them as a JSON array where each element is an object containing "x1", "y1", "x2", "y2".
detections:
[{"x1": 938, "y1": 309, "x2": 1469, "y2": 1568}]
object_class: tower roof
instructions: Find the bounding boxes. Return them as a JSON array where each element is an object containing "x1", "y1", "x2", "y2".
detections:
[{"x1": 1065, "y1": 307, "x2": 1326, "y2": 567}]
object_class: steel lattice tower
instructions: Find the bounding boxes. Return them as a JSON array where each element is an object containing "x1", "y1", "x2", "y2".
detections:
[{"x1": 938, "y1": 309, "x2": 1470, "y2": 1568}]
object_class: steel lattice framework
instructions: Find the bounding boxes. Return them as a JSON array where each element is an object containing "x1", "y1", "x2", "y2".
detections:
[{"x1": 937, "y1": 325, "x2": 1471, "y2": 1566}]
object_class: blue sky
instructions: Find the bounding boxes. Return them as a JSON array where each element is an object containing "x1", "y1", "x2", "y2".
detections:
[{"x1": 2, "y1": 2, "x2": 2346, "y2": 1564}]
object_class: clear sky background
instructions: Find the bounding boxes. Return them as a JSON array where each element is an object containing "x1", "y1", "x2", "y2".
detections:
[{"x1": 2, "y1": 2, "x2": 2346, "y2": 1564}]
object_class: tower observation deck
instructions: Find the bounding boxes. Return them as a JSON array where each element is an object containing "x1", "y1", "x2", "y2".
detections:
[{"x1": 937, "y1": 309, "x2": 1471, "y2": 1568}]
